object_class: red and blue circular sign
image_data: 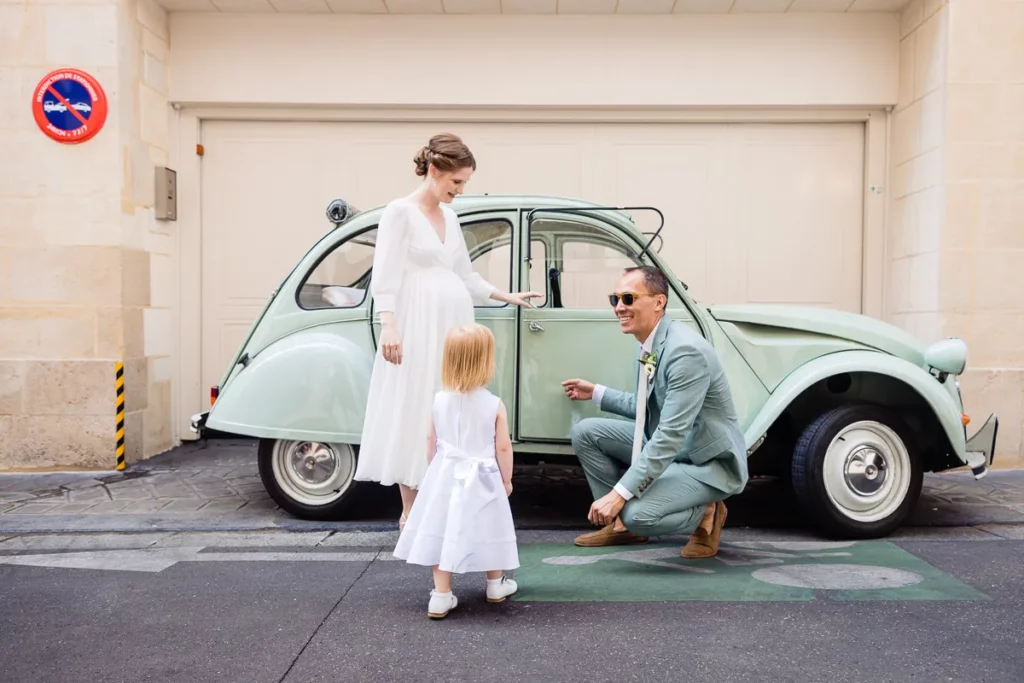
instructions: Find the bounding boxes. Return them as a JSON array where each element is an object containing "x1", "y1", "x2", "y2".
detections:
[{"x1": 32, "y1": 68, "x2": 108, "y2": 144}]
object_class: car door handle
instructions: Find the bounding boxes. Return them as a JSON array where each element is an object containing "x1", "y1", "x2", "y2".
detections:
[{"x1": 529, "y1": 321, "x2": 544, "y2": 333}]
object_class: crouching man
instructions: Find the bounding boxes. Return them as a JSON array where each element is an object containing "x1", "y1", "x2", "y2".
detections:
[{"x1": 561, "y1": 266, "x2": 748, "y2": 557}]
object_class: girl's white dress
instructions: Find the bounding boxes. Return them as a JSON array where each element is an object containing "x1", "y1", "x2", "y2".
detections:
[
  {"x1": 354, "y1": 197, "x2": 497, "y2": 489},
  {"x1": 392, "y1": 388, "x2": 519, "y2": 574}
]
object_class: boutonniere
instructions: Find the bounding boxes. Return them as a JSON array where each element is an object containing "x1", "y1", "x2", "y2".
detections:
[{"x1": 639, "y1": 351, "x2": 658, "y2": 379}]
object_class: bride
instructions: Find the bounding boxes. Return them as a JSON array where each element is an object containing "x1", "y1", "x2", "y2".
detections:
[{"x1": 354, "y1": 133, "x2": 540, "y2": 528}]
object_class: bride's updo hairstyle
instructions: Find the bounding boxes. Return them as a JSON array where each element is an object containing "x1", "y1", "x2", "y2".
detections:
[{"x1": 413, "y1": 133, "x2": 477, "y2": 177}]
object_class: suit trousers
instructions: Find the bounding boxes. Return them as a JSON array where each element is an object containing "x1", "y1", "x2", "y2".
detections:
[{"x1": 571, "y1": 417, "x2": 723, "y2": 537}]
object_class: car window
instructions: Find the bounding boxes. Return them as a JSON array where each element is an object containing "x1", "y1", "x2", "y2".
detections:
[
  {"x1": 467, "y1": 229, "x2": 548, "y2": 308},
  {"x1": 532, "y1": 218, "x2": 659, "y2": 309},
  {"x1": 461, "y1": 219, "x2": 514, "y2": 308},
  {"x1": 560, "y1": 239, "x2": 641, "y2": 308},
  {"x1": 298, "y1": 228, "x2": 377, "y2": 309},
  {"x1": 299, "y1": 218, "x2": 514, "y2": 310}
]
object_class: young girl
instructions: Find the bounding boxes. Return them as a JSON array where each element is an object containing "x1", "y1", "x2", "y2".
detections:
[{"x1": 391, "y1": 323, "x2": 519, "y2": 619}]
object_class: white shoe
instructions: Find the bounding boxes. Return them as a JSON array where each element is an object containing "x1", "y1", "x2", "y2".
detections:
[
  {"x1": 427, "y1": 590, "x2": 457, "y2": 619},
  {"x1": 486, "y1": 575, "x2": 518, "y2": 603}
]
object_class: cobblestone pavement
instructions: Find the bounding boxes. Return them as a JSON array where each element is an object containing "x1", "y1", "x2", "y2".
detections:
[{"x1": 2, "y1": 438, "x2": 1024, "y2": 535}]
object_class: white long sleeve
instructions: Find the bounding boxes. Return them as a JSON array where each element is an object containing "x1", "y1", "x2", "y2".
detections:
[
  {"x1": 448, "y1": 209, "x2": 498, "y2": 303},
  {"x1": 369, "y1": 200, "x2": 410, "y2": 313}
]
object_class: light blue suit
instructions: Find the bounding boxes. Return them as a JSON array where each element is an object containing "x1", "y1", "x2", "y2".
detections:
[{"x1": 571, "y1": 316, "x2": 749, "y2": 537}]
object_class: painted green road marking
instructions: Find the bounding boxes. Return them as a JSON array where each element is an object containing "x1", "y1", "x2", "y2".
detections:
[{"x1": 511, "y1": 541, "x2": 988, "y2": 602}]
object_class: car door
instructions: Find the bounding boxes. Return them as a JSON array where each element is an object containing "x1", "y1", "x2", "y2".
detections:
[
  {"x1": 516, "y1": 211, "x2": 702, "y2": 442},
  {"x1": 370, "y1": 211, "x2": 520, "y2": 417}
]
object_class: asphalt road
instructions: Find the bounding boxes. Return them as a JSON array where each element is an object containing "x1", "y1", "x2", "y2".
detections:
[{"x1": 1, "y1": 529, "x2": 1022, "y2": 683}]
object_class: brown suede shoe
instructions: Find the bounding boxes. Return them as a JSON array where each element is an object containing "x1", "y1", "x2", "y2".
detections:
[
  {"x1": 574, "y1": 523, "x2": 649, "y2": 547},
  {"x1": 680, "y1": 501, "x2": 728, "y2": 559}
]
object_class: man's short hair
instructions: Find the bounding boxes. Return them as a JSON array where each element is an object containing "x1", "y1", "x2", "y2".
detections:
[{"x1": 624, "y1": 266, "x2": 669, "y2": 297}]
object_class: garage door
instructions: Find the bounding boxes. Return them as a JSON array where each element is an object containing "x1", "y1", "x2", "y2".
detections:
[{"x1": 199, "y1": 119, "x2": 864, "y2": 401}]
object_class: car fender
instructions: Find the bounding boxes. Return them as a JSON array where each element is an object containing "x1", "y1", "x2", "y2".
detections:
[
  {"x1": 743, "y1": 349, "x2": 967, "y2": 463},
  {"x1": 205, "y1": 330, "x2": 374, "y2": 444}
]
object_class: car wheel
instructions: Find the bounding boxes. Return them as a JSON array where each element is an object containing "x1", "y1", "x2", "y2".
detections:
[
  {"x1": 257, "y1": 438, "x2": 365, "y2": 520},
  {"x1": 791, "y1": 404, "x2": 923, "y2": 539}
]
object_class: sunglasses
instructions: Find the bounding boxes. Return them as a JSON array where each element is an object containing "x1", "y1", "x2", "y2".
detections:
[{"x1": 608, "y1": 292, "x2": 657, "y2": 307}]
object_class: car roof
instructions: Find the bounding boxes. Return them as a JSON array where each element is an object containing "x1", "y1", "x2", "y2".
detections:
[{"x1": 338, "y1": 194, "x2": 649, "y2": 238}]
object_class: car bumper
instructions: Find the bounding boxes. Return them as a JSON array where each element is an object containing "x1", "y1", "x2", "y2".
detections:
[
  {"x1": 963, "y1": 412, "x2": 999, "y2": 479},
  {"x1": 190, "y1": 411, "x2": 209, "y2": 435}
]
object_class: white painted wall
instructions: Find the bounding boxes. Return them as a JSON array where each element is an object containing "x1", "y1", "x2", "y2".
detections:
[{"x1": 167, "y1": 13, "x2": 900, "y2": 108}]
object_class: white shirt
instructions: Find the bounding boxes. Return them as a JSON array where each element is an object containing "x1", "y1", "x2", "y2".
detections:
[{"x1": 592, "y1": 316, "x2": 664, "y2": 501}]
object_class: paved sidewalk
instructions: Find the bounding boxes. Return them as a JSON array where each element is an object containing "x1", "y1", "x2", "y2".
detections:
[{"x1": 2, "y1": 438, "x2": 1024, "y2": 535}]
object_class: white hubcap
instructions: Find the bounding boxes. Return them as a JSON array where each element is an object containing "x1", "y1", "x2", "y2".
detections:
[
  {"x1": 271, "y1": 440, "x2": 355, "y2": 506},
  {"x1": 822, "y1": 421, "x2": 911, "y2": 524}
]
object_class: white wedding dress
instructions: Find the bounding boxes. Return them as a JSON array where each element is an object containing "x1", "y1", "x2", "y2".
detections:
[
  {"x1": 355, "y1": 197, "x2": 497, "y2": 489},
  {"x1": 392, "y1": 388, "x2": 519, "y2": 573}
]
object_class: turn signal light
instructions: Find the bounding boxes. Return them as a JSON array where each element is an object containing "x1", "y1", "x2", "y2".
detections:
[
  {"x1": 961, "y1": 413, "x2": 971, "y2": 426},
  {"x1": 211, "y1": 386, "x2": 219, "y2": 406}
]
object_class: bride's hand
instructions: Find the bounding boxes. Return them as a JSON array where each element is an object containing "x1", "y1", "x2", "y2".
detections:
[
  {"x1": 506, "y1": 291, "x2": 543, "y2": 308},
  {"x1": 380, "y1": 324, "x2": 403, "y2": 364}
]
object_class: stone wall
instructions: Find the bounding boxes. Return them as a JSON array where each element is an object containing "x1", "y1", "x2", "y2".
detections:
[
  {"x1": 0, "y1": 0, "x2": 174, "y2": 470},
  {"x1": 887, "y1": 0, "x2": 1024, "y2": 468},
  {"x1": 888, "y1": 0, "x2": 948, "y2": 344},
  {"x1": 119, "y1": 0, "x2": 176, "y2": 463},
  {"x1": 943, "y1": 0, "x2": 1024, "y2": 468}
]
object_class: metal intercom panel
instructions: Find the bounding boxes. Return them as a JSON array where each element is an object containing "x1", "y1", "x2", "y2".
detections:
[{"x1": 155, "y1": 166, "x2": 177, "y2": 221}]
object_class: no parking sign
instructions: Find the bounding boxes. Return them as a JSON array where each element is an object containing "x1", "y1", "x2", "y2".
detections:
[{"x1": 32, "y1": 68, "x2": 108, "y2": 144}]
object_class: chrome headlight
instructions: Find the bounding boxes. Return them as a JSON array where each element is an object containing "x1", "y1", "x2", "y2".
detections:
[{"x1": 924, "y1": 338, "x2": 967, "y2": 377}]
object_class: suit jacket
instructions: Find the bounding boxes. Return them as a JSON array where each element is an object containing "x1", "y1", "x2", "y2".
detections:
[{"x1": 599, "y1": 317, "x2": 749, "y2": 499}]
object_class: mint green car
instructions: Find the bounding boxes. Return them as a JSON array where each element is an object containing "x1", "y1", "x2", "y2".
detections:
[{"x1": 192, "y1": 195, "x2": 998, "y2": 539}]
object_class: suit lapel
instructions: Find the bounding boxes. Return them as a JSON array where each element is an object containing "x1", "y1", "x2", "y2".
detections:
[{"x1": 648, "y1": 317, "x2": 671, "y2": 398}]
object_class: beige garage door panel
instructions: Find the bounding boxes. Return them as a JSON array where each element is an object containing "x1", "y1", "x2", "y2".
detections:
[
  {"x1": 727, "y1": 124, "x2": 865, "y2": 310},
  {"x1": 199, "y1": 119, "x2": 865, "y2": 399}
]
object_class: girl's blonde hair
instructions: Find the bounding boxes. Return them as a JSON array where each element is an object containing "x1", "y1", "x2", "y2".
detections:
[{"x1": 441, "y1": 323, "x2": 495, "y2": 393}]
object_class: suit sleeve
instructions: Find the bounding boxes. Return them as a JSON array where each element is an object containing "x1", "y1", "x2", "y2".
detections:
[
  {"x1": 597, "y1": 346, "x2": 641, "y2": 419},
  {"x1": 616, "y1": 343, "x2": 711, "y2": 498},
  {"x1": 598, "y1": 386, "x2": 636, "y2": 420},
  {"x1": 369, "y1": 201, "x2": 410, "y2": 313}
]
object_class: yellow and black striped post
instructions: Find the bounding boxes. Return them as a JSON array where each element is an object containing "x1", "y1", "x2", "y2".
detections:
[{"x1": 115, "y1": 362, "x2": 126, "y2": 471}]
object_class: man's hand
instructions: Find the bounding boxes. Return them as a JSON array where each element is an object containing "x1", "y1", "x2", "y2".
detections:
[
  {"x1": 588, "y1": 490, "x2": 626, "y2": 527},
  {"x1": 562, "y1": 378, "x2": 595, "y2": 401}
]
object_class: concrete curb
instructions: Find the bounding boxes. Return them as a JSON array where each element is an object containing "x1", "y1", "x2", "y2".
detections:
[{"x1": 2, "y1": 514, "x2": 1024, "y2": 542}]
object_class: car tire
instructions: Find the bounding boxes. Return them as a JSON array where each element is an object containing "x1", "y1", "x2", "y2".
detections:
[
  {"x1": 791, "y1": 404, "x2": 923, "y2": 539},
  {"x1": 257, "y1": 438, "x2": 367, "y2": 520}
]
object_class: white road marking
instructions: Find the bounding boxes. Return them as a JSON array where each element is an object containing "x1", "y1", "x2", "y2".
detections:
[
  {"x1": 728, "y1": 541, "x2": 857, "y2": 551},
  {"x1": 712, "y1": 547, "x2": 852, "y2": 567},
  {"x1": 153, "y1": 531, "x2": 334, "y2": 548},
  {"x1": 542, "y1": 547, "x2": 715, "y2": 574},
  {"x1": 0, "y1": 533, "x2": 169, "y2": 551},
  {"x1": 751, "y1": 564, "x2": 924, "y2": 590},
  {"x1": 541, "y1": 543, "x2": 855, "y2": 572},
  {"x1": 0, "y1": 547, "x2": 379, "y2": 573}
]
